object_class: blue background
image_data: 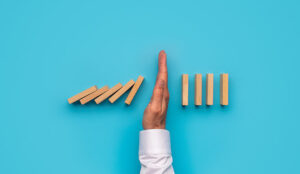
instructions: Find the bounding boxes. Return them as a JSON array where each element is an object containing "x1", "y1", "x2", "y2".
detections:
[{"x1": 1, "y1": 0, "x2": 300, "y2": 173}]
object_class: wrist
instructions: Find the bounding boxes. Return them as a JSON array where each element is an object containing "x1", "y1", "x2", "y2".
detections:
[{"x1": 143, "y1": 121, "x2": 166, "y2": 130}]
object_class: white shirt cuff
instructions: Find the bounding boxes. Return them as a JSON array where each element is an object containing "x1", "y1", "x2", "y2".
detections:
[{"x1": 139, "y1": 129, "x2": 171, "y2": 155}]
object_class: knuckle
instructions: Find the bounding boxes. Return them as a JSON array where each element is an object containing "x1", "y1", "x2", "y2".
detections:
[
  {"x1": 151, "y1": 106, "x2": 161, "y2": 114},
  {"x1": 154, "y1": 92, "x2": 162, "y2": 98},
  {"x1": 153, "y1": 92, "x2": 162, "y2": 99}
]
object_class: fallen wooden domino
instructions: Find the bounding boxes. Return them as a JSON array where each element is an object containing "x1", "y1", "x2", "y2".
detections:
[
  {"x1": 68, "y1": 85, "x2": 97, "y2": 104},
  {"x1": 109, "y1": 80, "x2": 135, "y2": 103},
  {"x1": 80, "y1": 85, "x2": 109, "y2": 105},
  {"x1": 220, "y1": 73, "x2": 229, "y2": 105},
  {"x1": 206, "y1": 73, "x2": 214, "y2": 105},
  {"x1": 125, "y1": 76, "x2": 144, "y2": 105},
  {"x1": 195, "y1": 74, "x2": 202, "y2": 106},
  {"x1": 182, "y1": 74, "x2": 188, "y2": 106},
  {"x1": 95, "y1": 83, "x2": 122, "y2": 104}
]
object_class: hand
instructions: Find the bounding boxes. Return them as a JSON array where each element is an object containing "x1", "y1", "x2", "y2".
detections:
[{"x1": 142, "y1": 50, "x2": 169, "y2": 129}]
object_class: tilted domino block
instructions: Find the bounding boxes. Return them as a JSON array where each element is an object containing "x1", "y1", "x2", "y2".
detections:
[
  {"x1": 206, "y1": 74, "x2": 213, "y2": 105},
  {"x1": 125, "y1": 76, "x2": 144, "y2": 105},
  {"x1": 68, "y1": 85, "x2": 97, "y2": 104},
  {"x1": 95, "y1": 83, "x2": 122, "y2": 104},
  {"x1": 220, "y1": 73, "x2": 229, "y2": 105},
  {"x1": 109, "y1": 80, "x2": 135, "y2": 103},
  {"x1": 80, "y1": 86, "x2": 109, "y2": 105},
  {"x1": 195, "y1": 74, "x2": 202, "y2": 106},
  {"x1": 182, "y1": 74, "x2": 188, "y2": 106}
]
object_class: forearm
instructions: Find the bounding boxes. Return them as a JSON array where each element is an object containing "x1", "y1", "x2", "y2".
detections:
[{"x1": 139, "y1": 129, "x2": 174, "y2": 174}]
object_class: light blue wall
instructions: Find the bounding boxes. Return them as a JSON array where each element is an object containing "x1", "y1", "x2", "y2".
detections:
[{"x1": 1, "y1": 0, "x2": 299, "y2": 173}]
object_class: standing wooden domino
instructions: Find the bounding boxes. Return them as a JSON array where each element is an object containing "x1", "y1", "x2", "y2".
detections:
[
  {"x1": 220, "y1": 73, "x2": 229, "y2": 105},
  {"x1": 206, "y1": 73, "x2": 213, "y2": 105},
  {"x1": 125, "y1": 76, "x2": 144, "y2": 105},
  {"x1": 109, "y1": 80, "x2": 135, "y2": 103},
  {"x1": 95, "y1": 83, "x2": 122, "y2": 104},
  {"x1": 68, "y1": 85, "x2": 97, "y2": 104},
  {"x1": 195, "y1": 74, "x2": 202, "y2": 106},
  {"x1": 80, "y1": 86, "x2": 109, "y2": 105},
  {"x1": 182, "y1": 74, "x2": 189, "y2": 106}
]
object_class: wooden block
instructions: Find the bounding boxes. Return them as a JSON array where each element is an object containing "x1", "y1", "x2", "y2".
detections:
[
  {"x1": 80, "y1": 86, "x2": 109, "y2": 105},
  {"x1": 206, "y1": 73, "x2": 214, "y2": 105},
  {"x1": 125, "y1": 76, "x2": 144, "y2": 105},
  {"x1": 95, "y1": 83, "x2": 122, "y2": 104},
  {"x1": 109, "y1": 80, "x2": 135, "y2": 103},
  {"x1": 220, "y1": 73, "x2": 229, "y2": 105},
  {"x1": 67, "y1": 85, "x2": 97, "y2": 104},
  {"x1": 182, "y1": 74, "x2": 188, "y2": 106},
  {"x1": 195, "y1": 74, "x2": 202, "y2": 106}
]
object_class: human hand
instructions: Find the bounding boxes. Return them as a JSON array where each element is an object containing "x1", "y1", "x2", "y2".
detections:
[{"x1": 142, "y1": 50, "x2": 169, "y2": 129}]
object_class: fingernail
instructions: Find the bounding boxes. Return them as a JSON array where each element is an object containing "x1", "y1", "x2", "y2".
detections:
[{"x1": 159, "y1": 50, "x2": 166, "y2": 57}]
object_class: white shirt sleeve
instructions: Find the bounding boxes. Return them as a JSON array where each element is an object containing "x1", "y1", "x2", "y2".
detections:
[{"x1": 139, "y1": 129, "x2": 174, "y2": 174}]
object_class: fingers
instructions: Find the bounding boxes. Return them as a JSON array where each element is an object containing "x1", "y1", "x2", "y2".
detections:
[
  {"x1": 150, "y1": 79, "x2": 165, "y2": 110},
  {"x1": 157, "y1": 50, "x2": 168, "y2": 86},
  {"x1": 159, "y1": 50, "x2": 169, "y2": 103},
  {"x1": 149, "y1": 50, "x2": 169, "y2": 112},
  {"x1": 158, "y1": 50, "x2": 167, "y2": 73},
  {"x1": 157, "y1": 50, "x2": 169, "y2": 108}
]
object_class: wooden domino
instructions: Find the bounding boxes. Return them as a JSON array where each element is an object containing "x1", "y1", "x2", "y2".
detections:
[
  {"x1": 195, "y1": 74, "x2": 202, "y2": 106},
  {"x1": 125, "y1": 76, "x2": 144, "y2": 105},
  {"x1": 206, "y1": 74, "x2": 213, "y2": 105},
  {"x1": 109, "y1": 80, "x2": 135, "y2": 103},
  {"x1": 182, "y1": 74, "x2": 188, "y2": 106},
  {"x1": 68, "y1": 85, "x2": 97, "y2": 104},
  {"x1": 220, "y1": 73, "x2": 229, "y2": 105},
  {"x1": 80, "y1": 86, "x2": 109, "y2": 105},
  {"x1": 95, "y1": 83, "x2": 122, "y2": 104}
]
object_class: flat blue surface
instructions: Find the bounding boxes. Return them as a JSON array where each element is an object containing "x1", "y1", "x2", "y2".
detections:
[{"x1": 1, "y1": 0, "x2": 300, "y2": 173}]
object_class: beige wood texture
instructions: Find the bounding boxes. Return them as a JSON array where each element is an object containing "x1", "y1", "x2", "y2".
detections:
[
  {"x1": 67, "y1": 85, "x2": 97, "y2": 104},
  {"x1": 80, "y1": 86, "x2": 109, "y2": 105},
  {"x1": 206, "y1": 74, "x2": 214, "y2": 105},
  {"x1": 109, "y1": 80, "x2": 135, "y2": 103},
  {"x1": 95, "y1": 83, "x2": 122, "y2": 104},
  {"x1": 182, "y1": 74, "x2": 189, "y2": 106},
  {"x1": 195, "y1": 74, "x2": 202, "y2": 106},
  {"x1": 125, "y1": 76, "x2": 144, "y2": 105},
  {"x1": 220, "y1": 73, "x2": 229, "y2": 105}
]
